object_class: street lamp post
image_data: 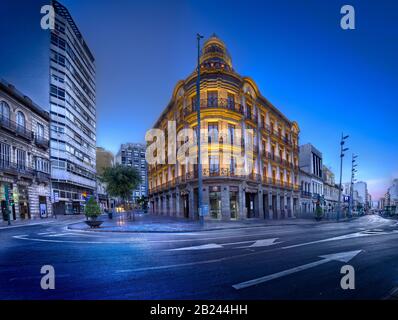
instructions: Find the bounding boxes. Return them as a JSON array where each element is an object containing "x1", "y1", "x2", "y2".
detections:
[
  {"x1": 337, "y1": 133, "x2": 349, "y2": 221},
  {"x1": 349, "y1": 154, "x2": 358, "y2": 218},
  {"x1": 196, "y1": 33, "x2": 204, "y2": 225}
]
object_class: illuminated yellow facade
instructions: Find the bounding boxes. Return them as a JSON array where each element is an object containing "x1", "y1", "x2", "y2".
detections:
[{"x1": 148, "y1": 35, "x2": 300, "y2": 220}]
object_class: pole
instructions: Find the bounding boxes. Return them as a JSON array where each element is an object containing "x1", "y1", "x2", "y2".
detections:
[
  {"x1": 196, "y1": 33, "x2": 203, "y2": 225},
  {"x1": 337, "y1": 133, "x2": 349, "y2": 221},
  {"x1": 349, "y1": 155, "x2": 354, "y2": 218}
]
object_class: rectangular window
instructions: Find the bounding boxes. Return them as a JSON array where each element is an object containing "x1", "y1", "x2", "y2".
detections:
[
  {"x1": 0, "y1": 142, "x2": 11, "y2": 167},
  {"x1": 227, "y1": 93, "x2": 235, "y2": 109},
  {"x1": 228, "y1": 124, "x2": 235, "y2": 145},
  {"x1": 207, "y1": 91, "x2": 218, "y2": 107},
  {"x1": 16, "y1": 149, "x2": 26, "y2": 169},
  {"x1": 208, "y1": 122, "x2": 218, "y2": 144},
  {"x1": 208, "y1": 155, "x2": 219, "y2": 175},
  {"x1": 37, "y1": 123, "x2": 44, "y2": 138},
  {"x1": 191, "y1": 95, "x2": 197, "y2": 111}
]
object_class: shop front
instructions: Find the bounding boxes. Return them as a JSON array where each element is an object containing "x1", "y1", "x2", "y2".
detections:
[{"x1": 1, "y1": 181, "x2": 16, "y2": 221}]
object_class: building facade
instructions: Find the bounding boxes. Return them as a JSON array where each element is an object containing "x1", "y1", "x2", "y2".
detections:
[
  {"x1": 96, "y1": 147, "x2": 114, "y2": 211},
  {"x1": 343, "y1": 181, "x2": 369, "y2": 212},
  {"x1": 0, "y1": 80, "x2": 52, "y2": 221},
  {"x1": 115, "y1": 143, "x2": 148, "y2": 202},
  {"x1": 322, "y1": 165, "x2": 339, "y2": 214},
  {"x1": 50, "y1": 0, "x2": 97, "y2": 215},
  {"x1": 147, "y1": 35, "x2": 300, "y2": 220},
  {"x1": 298, "y1": 143, "x2": 323, "y2": 216}
]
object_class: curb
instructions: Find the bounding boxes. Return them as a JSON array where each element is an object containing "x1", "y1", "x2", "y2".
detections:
[{"x1": 65, "y1": 217, "x2": 355, "y2": 234}]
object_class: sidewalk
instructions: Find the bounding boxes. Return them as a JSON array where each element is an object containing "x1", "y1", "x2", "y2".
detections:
[
  {"x1": 67, "y1": 212, "x2": 356, "y2": 233},
  {"x1": 0, "y1": 214, "x2": 85, "y2": 229}
]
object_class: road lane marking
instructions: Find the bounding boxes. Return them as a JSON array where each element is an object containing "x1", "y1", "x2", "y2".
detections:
[
  {"x1": 0, "y1": 221, "x2": 56, "y2": 229},
  {"x1": 169, "y1": 243, "x2": 224, "y2": 251},
  {"x1": 282, "y1": 230, "x2": 390, "y2": 249},
  {"x1": 239, "y1": 238, "x2": 280, "y2": 248},
  {"x1": 232, "y1": 250, "x2": 362, "y2": 290},
  {"x1": 167, "y1": 238, "x2": 280, "y2": 251},
  {"x1": 12, "y1": 235, "x2": 145, "y2": 244},
  {"x1": 115, "y1": 258, "x2": 225, "y2": 273}
]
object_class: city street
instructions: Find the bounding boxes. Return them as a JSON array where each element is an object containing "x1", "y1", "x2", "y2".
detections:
[{"x1": 1, "y1": 215, "x2": 398, "y2": 300}]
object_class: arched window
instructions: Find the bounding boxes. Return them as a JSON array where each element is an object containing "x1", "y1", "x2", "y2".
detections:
[
  {"x1": 0, "y1": 101, "x2": 10, "y2": 120},
  {"x1": 16, "y1": 111, "x2": 25, "y2": 129}
]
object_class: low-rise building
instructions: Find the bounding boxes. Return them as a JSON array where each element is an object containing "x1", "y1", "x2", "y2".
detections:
[
  {"x1": 298, "y1": 143, "x2": 323, "y2": 216},
  {"x1": 0, "y1": 80, "x2": 51, "y2": 221},
  {"x1": 96, "y1": 147, "x2": 115, "y2": 211},
  {"x1": 322, "y1": 166, "x2": 339, "y2": 214}
]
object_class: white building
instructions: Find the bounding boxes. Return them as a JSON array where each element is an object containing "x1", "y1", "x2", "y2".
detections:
[
  {"x1": 322, "y1": 165, "x2": 339, "y2": 214},
  {"x1": 299, "y1": 143, "x2": 323, "y2": 216},
  {"x1": 50, "y1": 1, "x2": 97, "y2": 215}
]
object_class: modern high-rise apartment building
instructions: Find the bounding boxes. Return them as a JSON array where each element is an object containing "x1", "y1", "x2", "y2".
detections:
[
  {"x1": 115, "y1": 143, "x2": 148, "y2": 202},
  {"x1": 50, "y1": 1, "x2": 96, "y2": 215}
]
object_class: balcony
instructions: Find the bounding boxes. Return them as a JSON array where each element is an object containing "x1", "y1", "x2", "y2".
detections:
[
  {"x1": 0, "y1": 161, "x2": 34, "y2": 178},
  {"x1": 35, "y1": 171, "x2": 51, "y2": 182},
  {"x1": 35, "y1": 135, "x2": 50, "y2": 150},
  {"x1": 189, "y1": 98, "x2": 244, "y2": 115},
  {"x1": 301, "y1": 190, "x2": 312, "y2": 198},
  {"x1": 0, "y1": 116, "x2": 33, "y2": 141}
]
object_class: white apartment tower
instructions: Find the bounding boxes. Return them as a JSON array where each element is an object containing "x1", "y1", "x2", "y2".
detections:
[{"x1": 50, "y1": 1, "x2": 96, "y2": 215}]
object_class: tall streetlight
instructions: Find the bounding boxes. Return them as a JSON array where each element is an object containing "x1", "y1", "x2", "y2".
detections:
[
  {"x1": 337, "y1": 133, "x2": 349, "y2": 221},
  {"x1": 349, "y1": 154, "x2": 358, "y2": 218},
  {"x1": 196, "y1": 33, "x2": 204, "y2": 225}
]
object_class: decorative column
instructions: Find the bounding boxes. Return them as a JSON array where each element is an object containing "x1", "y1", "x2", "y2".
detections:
[
  {"x1": 221, "y1": 185, "x2": 230, "y2": 220},
  {"x1": 268, "y1": 191, "x2": 273, "y2": 219},
  {"x1": 276, "y1": 192, "x2": 281, "y2": 219}
]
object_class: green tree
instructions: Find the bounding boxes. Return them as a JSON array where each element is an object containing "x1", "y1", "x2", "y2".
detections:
[
  {"x1": 315, "y1": 205, "x2": 323, "y2": 220},
  {"x1": 84, "y1": 197, "x2": 101, "y2": 220},
  {"x1": 100, "y1": 164, "x2": 142, "y2": 220}
]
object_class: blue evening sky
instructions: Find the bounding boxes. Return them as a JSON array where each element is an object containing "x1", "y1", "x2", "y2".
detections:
[{"x1": 1, "y1": 0, "x2": 397, "y2": 199}]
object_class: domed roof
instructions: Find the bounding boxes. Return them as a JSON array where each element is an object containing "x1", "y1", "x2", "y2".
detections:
[{"x1": 200, "y1": 33, "x2": 233, "y2": 71}]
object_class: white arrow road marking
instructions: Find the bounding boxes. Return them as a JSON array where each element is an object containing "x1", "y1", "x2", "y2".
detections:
[
  {"x1": 168, "y1": 238, "x2": 280, "y2": 251},
  {"x1": 169, "y1": 243, "x2": 224, "y2": 251},
  {"x1": 238, "y1": 238, "x2": 280, "y2": 248},
  {"x1": 282, "y1": 230, "x2": 389, "y2": 249},
  {"x1": 232, "y1": 250, "x2": 362, "y2": 290}
]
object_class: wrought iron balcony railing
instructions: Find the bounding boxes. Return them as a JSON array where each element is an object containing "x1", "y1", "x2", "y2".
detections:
[
  {"x1": 189, "y1": 98, "x2": 244, "y2": 115},
  {"x1": 34, "y1": 135, "x2": 50, "y2": 149},
  {"x1": 0, "y1": 160, "x2": 35, "y2": 177},
  {"x1": 0, "y1": 116, "x2": 34, "y2": 141}
]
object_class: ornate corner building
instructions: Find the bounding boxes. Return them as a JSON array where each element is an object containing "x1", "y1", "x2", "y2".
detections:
[{"x1": 148, "y1": 35, "x2": 300, "y2": 220}]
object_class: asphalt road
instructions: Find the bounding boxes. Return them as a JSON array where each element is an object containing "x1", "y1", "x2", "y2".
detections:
[{"x1": 1, "y1": 215, "x2": 398, "y2": 299}]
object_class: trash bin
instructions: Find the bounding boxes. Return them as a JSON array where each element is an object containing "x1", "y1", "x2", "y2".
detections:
[{"x1": 108, "y1": 210, "x2": 113, "y2": 219}]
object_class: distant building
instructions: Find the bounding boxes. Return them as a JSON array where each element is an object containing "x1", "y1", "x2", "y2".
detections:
[
  {"x1": 343, "y1": 181, "x2": 369, "y2": 212},
  {"x1": 116, "y1": 143, "x2": 148, "y2": 202},
  {"x1": 387, "y1": 179, "x2": 398, "y2": 203},
  {"x1": 378, "y1": 197, "x2": 385, "y2": 210},
  {"x1": 299, "y1": 143, "x2": 323, "y2": 216},
  {"x1": 96, "y1": 147, "x2": 114, "y2": 211},
  {"x1": 322, "y1": 165, "x2": 339, "y2": 213},
  {"x1": 50, "y1": 1, "x2": 97, "y2": 215},
  {"x1": 0, "y1": 80, "x2": 51, "y2": 221},
  {"x1": 96, "y1": 147, "x2": 114, "y2": 176}
]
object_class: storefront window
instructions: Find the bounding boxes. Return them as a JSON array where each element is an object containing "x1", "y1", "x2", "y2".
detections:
[
  {"x1": 209, "y1": 186, "x2": 221, "y2": 219},
  {"x1": 230, "y1": 188, "x2": 239, "y2": 219}
]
